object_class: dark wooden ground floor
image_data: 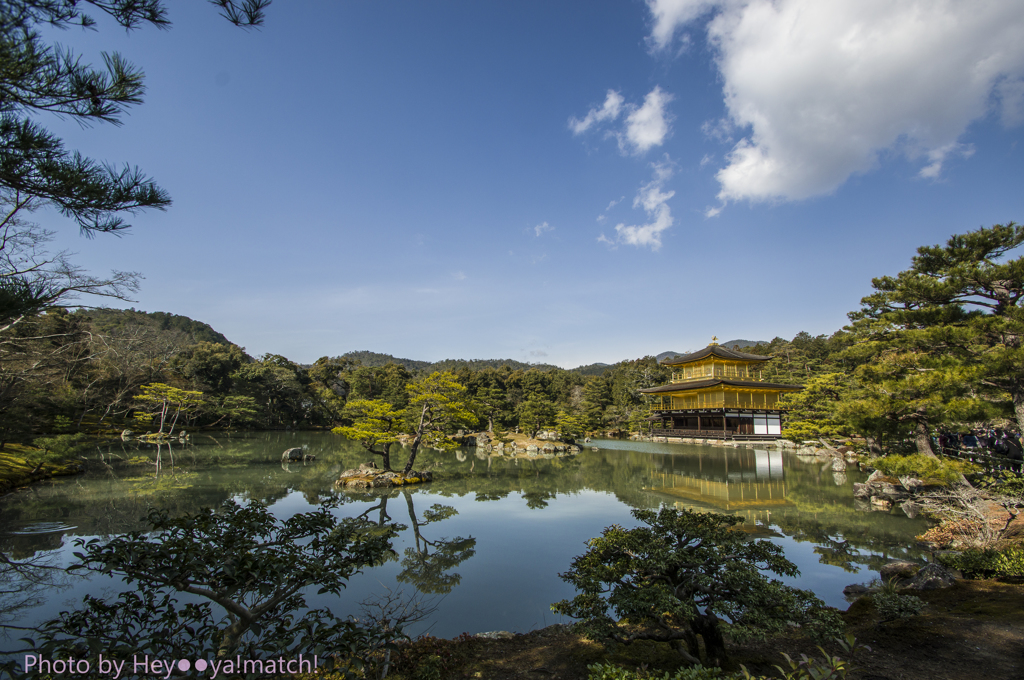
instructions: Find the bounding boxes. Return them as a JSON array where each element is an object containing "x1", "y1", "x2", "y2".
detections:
[{"x1": 649, "y1": 408, "x2": 784, "y2": 440}]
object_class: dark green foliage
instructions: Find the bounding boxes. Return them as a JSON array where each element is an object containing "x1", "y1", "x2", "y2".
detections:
[
  {"x1": 871, "y1": 580, "x2": 923, "y2": 621},
  {"x1": 390, "y1": 633, "x2": 478, "y2": 680},
  {"x1": 939, "y1": 546, "x2": 1024, "y2": 579},
  {"x1": 519, "y1": 396, "x2": 556, "y2": 438},
  {"x1": 342, "y1": 350, "x2": 433, "y2": 371},
  {"x1": 170, "y1": 341, "x2": 245, "y2": 393},
  {"x1": 79, "y1": 308, "x2": 231, "y2": 345},
  {"x1": 865, "y1": 454, "x2": 980, "y2": 485},
  {"x1": 552, "y1": 507, "x2": 844, "y2": 667},
  {"x1": 572, "y1": 362, "x2": 612, "y2": 377},
  {"x1": 33, "y1": 497, "x2": 398, "y2": 665},
  {"x1": 587, "y1": 663, "x2": 739, "y2": 679},
  {"x1": 846, "y1": 222, "x2": 1024, "y2": 442}
]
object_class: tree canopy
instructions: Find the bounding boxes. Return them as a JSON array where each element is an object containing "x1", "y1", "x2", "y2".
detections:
[{"x1": 552, "y1": 507, "x2": 843, "y2": 666}]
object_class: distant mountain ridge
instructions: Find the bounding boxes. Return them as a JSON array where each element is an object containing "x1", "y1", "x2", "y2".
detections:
[
  {"x1": 75, "y1": 309, "x2": 770, "y2": 374},
  {"x1": 341, "y1": 351, "x2": 559, "y2": 373},
  {"x1": 655, "y1": 339, "x2": 769, "y2": 363}
]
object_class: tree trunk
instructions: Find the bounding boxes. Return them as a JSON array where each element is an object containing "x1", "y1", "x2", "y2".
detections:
[
  {"x1": 864, "y1": 434, "x2": 883, "y2": 455},
  {"x1": 914, "y1": 420, "x2": 936, "y2": 458},
  {"x1": 1013, "y1": 388, "x2": 1024, "y2": 436},
  {"x1": 167, "y1": 404, "x2": 182, "y2": 437},
  {"x1": 378, "y1": 442, "x2": 392, "y2": 471},
  {"x1": 403, "y1": 435, "x2": 422, "y2": 475},
  {"x1": 403, "y1": 406, "x2": 429, "y2": 474},
  {"x1": 694, "y1": 614, "x2": 726, "y2": 667}
]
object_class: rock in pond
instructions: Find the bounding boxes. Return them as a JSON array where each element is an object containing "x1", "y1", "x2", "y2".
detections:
[
  {"x1": 880, "y1": 560, "x2": 921, "y2": 582},
  {"x1": 335, "y1": 465, "x2": 433, "y2": 488},
  {"x1": 282, "y1": 447, "x2": 315, "y2": 462},
  {"x1": 904, "y1": 563, "x2": 957, "y2": 591}
]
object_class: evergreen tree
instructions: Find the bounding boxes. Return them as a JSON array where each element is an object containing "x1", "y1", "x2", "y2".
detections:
[
  {"x1": 0, "y1": 1, "x2": 268, "y2": 322},
  {"x1": 333, "y1": 399, "x2": 403, "y2": 471},
  {"x1": 518, "y1": 396, "x2": 555, "y2": 439},
  {"x1": 848, "y1": 222, "x2": 1024, "y2": 445},
  {"x1": 402, "y1": 372, "x2": 476, "y2": 474}
]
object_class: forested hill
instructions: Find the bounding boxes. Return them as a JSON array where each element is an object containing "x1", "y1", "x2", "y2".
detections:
[
  {"x1": 340, "y1": 351, "x2": 433, "y2": 371},
  {"x1": 342, "y1": 351, "x2": 559, "y2": 373},
  {"x1": 571, "y1": 362, "x2": 611, "y2": 376},
  {"x1": 76, "y1": 308, "x2": 231, "y2": 345}
]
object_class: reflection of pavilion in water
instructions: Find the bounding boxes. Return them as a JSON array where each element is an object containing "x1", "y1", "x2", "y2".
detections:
[{"x1": 644, "y1": 448, "x2": 790, "y2": 526}]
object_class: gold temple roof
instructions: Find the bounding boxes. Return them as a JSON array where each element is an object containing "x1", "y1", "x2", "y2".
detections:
[
  {"x1": 661, "y1": 345, "x2": 771, "y2": 366},
  {"x1": 639, "y1": 378, "x2": 803, "y2": 394}
]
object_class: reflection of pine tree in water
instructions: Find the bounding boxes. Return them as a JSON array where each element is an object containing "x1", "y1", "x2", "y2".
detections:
[
  {"x1": 521, "y1": 491, "x2": 557, "y2": 509},
  {"x1": 812, "y1": 535, "x2": 868, "y2": 573},
  {"x1": 396, "y1": 490, "x2": 476, "y2": 595}
]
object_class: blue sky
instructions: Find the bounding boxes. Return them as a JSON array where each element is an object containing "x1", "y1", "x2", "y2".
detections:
[{"x1": 34, "y1": 0, "x2": 1024, "y2": 367}]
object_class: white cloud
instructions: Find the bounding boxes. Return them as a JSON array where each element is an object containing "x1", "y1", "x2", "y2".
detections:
[
  {"x1": 699, "y1": 153, "x2": 714, "y2": 168},
  {"x1": 608, "y1": 159, "x2": 676, "y2": 250},
  {"x1": 570, "y1": 87, "x2": 674, "y2": 155},
  {"x1": 534, "y1": 221, "x2": 554, "y2": 236},
  {"x1": 621, "y1": 86, "x2": 675, "y2": 154},
  {"x1": 597, "y1": 195, "x2": 627, "y2": 222},
  {"x1": 647, "y1": 0, "x2": 718, "y2": 51},
  {"x1": 646, "y1": 0, "x2": 1024, "y2": 203},
  {"x1": 452, "y1": 271, "x2": 467, "y2": 281},
  {"x1": 569, "y1": 90, "x2": 625, "y2": 135}
]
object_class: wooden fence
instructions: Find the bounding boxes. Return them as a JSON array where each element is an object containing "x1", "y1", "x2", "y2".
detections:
[{"x1": 938, "y1": 446, "x2": 1022, "y2": 472}]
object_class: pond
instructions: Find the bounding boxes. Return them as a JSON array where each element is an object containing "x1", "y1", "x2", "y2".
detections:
[{"x1": 0, "y1": 432, "x2": 930, "y2": 644}]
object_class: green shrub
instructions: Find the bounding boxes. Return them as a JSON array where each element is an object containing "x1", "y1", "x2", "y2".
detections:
[
  {"x1": 866, "y1": 454, "x2": 979, "y2": 484},
  {"x1": 740, "y1": 634, "x2": 868, "y2": 680},
  {"x1": 587, "y1": 663, "x2": 739, "y2": 680},
  {"x1": 969, "y1": 470, "x2": 1024, "y2": 495},
  {"x1": 873, "y1": 590, "x2": 924, "y2": 621},
  {"x1": 993, "y1": 546, "x2": 1024, "y2": 577},
  {"x1": 938, "y1": 548, "x2": 999, "y2": 578},
  {"x1": 939, "y1": 546, "x2": 1024, "y2": 578}
]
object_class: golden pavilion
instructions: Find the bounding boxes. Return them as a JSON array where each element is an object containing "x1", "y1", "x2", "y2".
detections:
[{"x1": 640, "y1": 340, "x2": 802, "y2": 440}]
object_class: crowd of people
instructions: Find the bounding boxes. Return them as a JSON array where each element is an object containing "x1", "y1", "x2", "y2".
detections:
[{"x1": 937, "y1": 427, "x2": 1024, "y2": 467}]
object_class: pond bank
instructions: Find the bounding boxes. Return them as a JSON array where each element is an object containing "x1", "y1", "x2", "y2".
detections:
[{"x1": 388, "y1": 578, "x2": 1024, "y2": 680}]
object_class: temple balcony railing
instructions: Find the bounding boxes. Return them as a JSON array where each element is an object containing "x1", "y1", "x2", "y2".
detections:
[
  {"x1": 670, "y1": 371, "x2": 764, "y2": 383},
  {"x1": 649, "y1": 398, "x2": 782, "y2": 411},
  {"x1": 651, "y1": 428, "x2": 782, "y2": 440}
]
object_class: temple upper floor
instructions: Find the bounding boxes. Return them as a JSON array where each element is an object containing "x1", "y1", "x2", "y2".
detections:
[{"x1": 662, "y1": 343, "x2": 771, "y2": 383}]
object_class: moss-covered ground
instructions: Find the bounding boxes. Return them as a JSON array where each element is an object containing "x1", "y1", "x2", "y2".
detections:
[{"x1": 0, "y1": 444, "x2": 82, "y2": 493}]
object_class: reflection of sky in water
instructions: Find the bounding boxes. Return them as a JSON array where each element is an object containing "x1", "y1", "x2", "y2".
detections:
[{"x1": 0, "y1": 433, "x2": 930, "y2": 643}]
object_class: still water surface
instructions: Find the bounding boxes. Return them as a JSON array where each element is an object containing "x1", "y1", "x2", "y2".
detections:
[{"x1": 1, "y1": 432, "x2": 930, "y2": 641}]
